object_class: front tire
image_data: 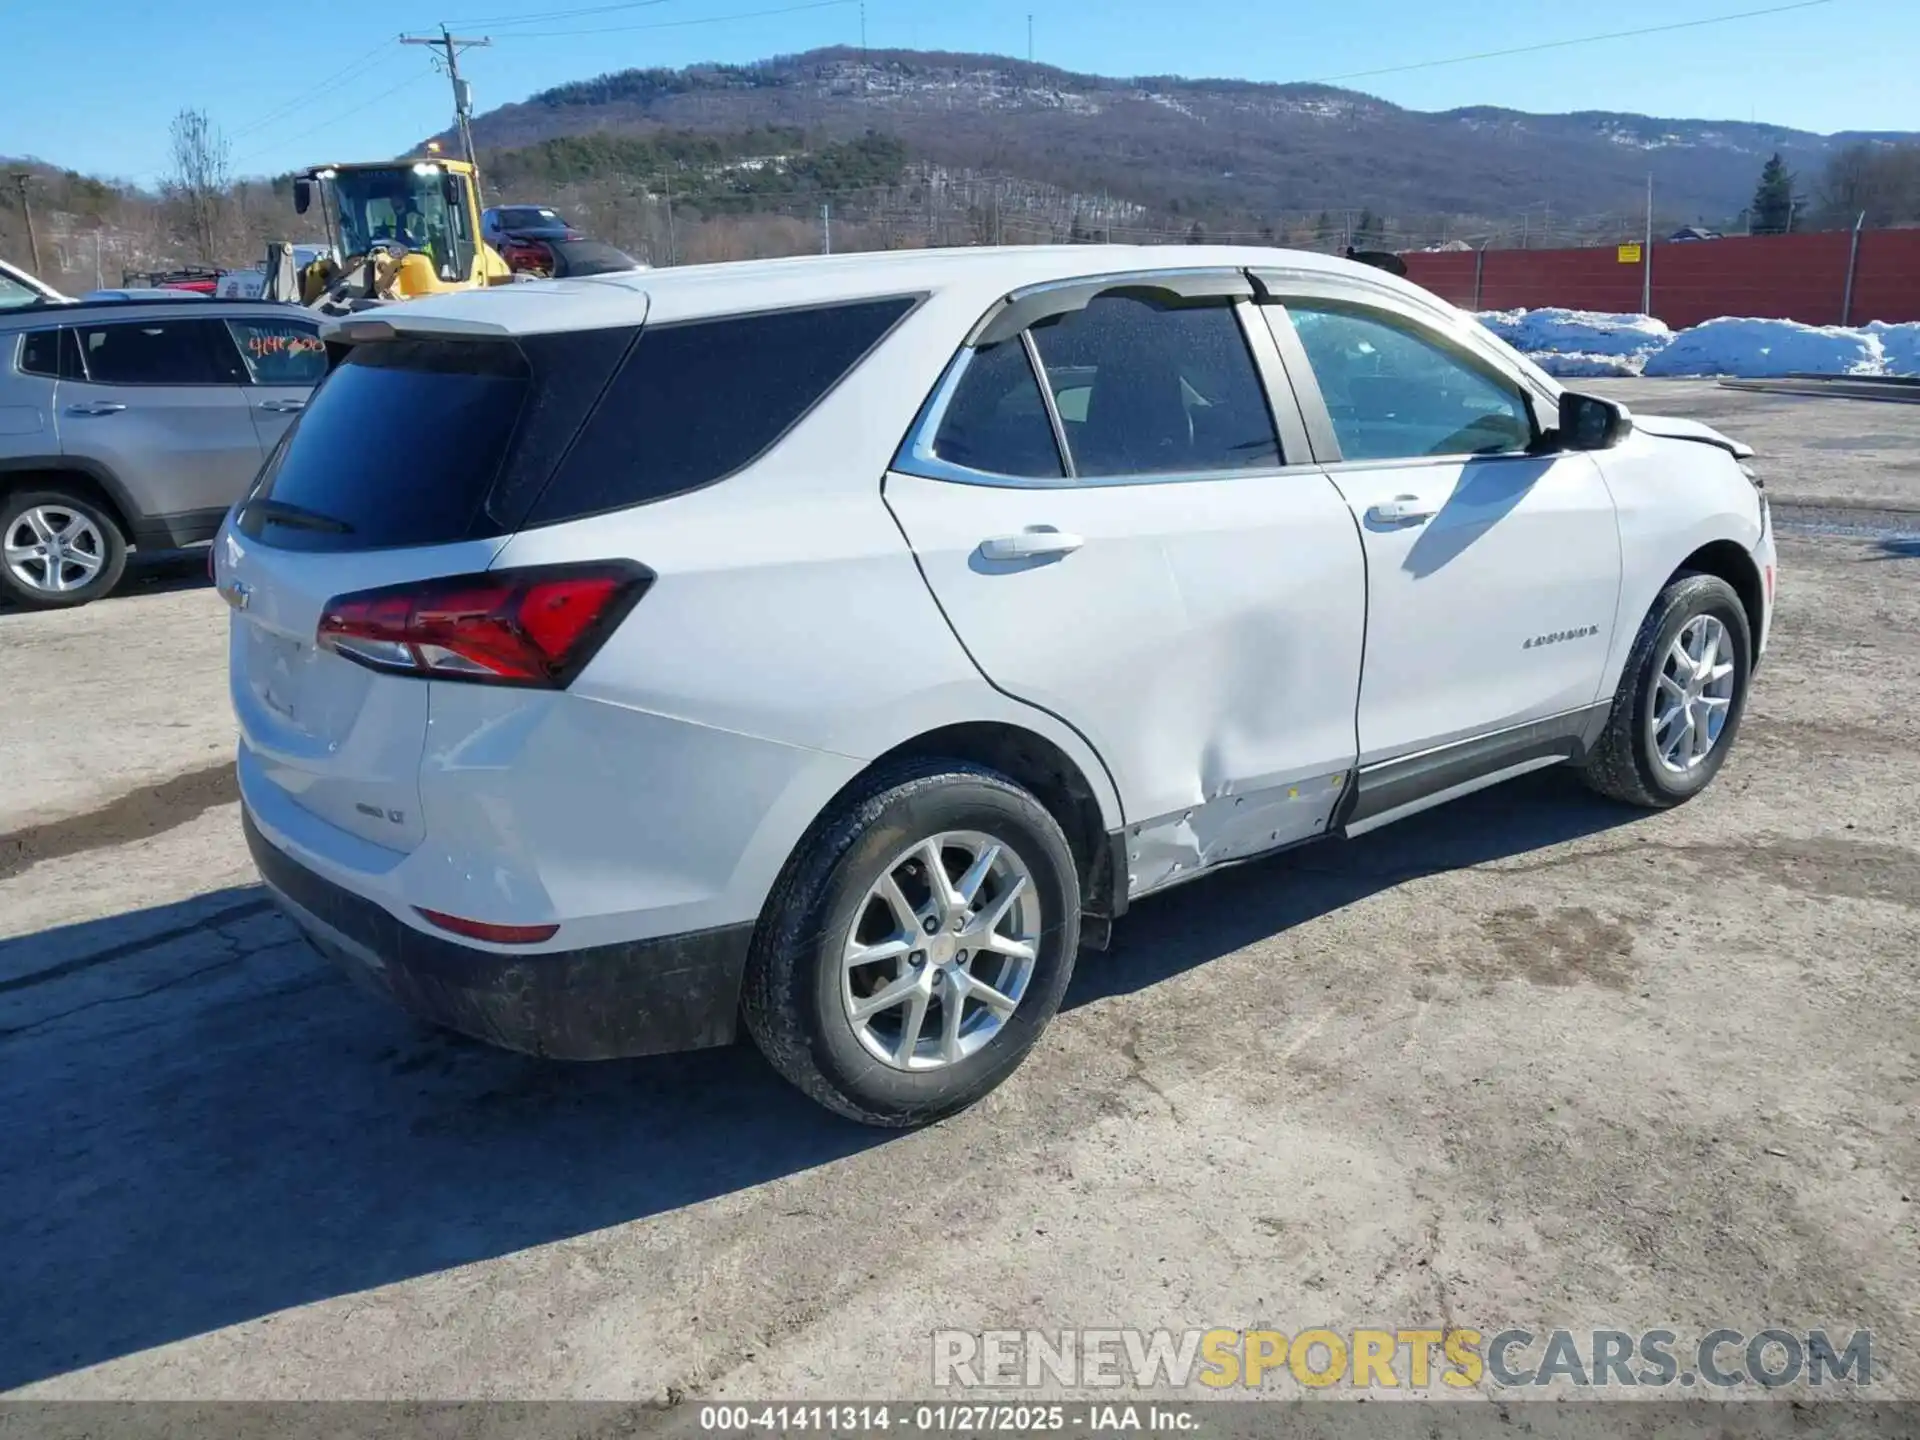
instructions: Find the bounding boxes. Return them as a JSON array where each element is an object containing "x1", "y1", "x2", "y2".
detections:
[
  {"x1": 1582, "y1": 571, "x2": 1753, "y2": 808},
  {"x1": 0, "y1": 488, "x2": 128, "y2": 609},
  {"x1": 741, "y1": 760, "x2": 1082, "y2": 1127}
]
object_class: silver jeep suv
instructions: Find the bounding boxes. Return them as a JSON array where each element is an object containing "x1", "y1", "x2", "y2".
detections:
[{"x1": 0, "y1": 296, "x2": 326, "y2": 608}]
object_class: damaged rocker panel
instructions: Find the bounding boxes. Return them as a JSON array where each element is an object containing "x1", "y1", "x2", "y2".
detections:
[{"x1": 1121, "y1": 768, "x2": 1350, "y2": 900}]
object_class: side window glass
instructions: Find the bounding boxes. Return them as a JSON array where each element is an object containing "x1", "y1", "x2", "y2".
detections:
[
  {"x1": 74, "y1": 319, "x2": 231, "y2": 385},
  {"x1": 1286, "y1": 303, "x2": 1533, "y2": 461},
  {"x1": 0, "y1": 274, "x2": 40, "y2": 310},
  {"x1": 929, "y1": 338, "x2": 1064, "y2": 479},
  {"x1": 1028, "y1": 293, "x2": 1280, "y2": 478},
  {"x1": 528, "y1": 297, "x2": 913, "y2": 524},
  {"x1": 19, "y1": 330, "x2": 61, "y2": 377},
  {"x1": 226, "y1": 318, "x2": 327, "y2": 386}
]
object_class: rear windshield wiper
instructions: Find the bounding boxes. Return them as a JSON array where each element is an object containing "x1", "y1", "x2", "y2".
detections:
[{"x1": 245, "y1": 498, "x2": 354, "y2": 535}]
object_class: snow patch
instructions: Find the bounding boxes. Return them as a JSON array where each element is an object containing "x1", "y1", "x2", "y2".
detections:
[
  {"x1": 1527, "y1": 352, "x2": 1645, "y2": 378},
  {"x1": 1477, "y1": 307, "x2": 1671, "y2": 360},
  {"x1": 1866, "y1": 321, "x2": 1920, "y2": 377},
  {"x1": 1642, "y1": 317, "x2": 1880, "y2": 378},
  {"x1": 1474, "y1": 307, "x2": 1920, "y2": 378}
]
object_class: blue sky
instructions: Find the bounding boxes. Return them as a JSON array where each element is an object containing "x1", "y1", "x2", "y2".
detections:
[{"x1": 7, "y1": 0, "x2": 1913, "y2": 184}]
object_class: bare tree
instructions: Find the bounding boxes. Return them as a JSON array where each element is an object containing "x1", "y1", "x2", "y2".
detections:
[{"x1": 167, "y1": 108, "x2": 232, "y2": 265}]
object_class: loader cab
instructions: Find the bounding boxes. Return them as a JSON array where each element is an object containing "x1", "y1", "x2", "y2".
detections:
[{"x1": 296, "y1": 162, "x2": 496, "y2": 293}]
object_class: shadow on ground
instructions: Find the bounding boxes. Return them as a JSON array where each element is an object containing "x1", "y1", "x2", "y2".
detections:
[
  {"x1": 0, "y1": 549, "x2": 208, "y2": 615},
  {"x1": 0, "y1": 768, "x2": 1640, "y2": 1391}
]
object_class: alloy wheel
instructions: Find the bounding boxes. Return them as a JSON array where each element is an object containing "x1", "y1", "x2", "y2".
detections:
[
  {"x1": 4, "y1": 505, "x2": 106, "y2": 596},
  {"x1": 1650, "y1": 613, "x2": 1738, "y2": 773},
  {"x1": 840, "y1": 831, "x2": 1042, "y2": 1072}
]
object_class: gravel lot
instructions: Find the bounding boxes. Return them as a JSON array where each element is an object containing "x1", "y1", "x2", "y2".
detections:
[{"x1": 2, "y1": 380, "x2": 1916, "y2": 1408}]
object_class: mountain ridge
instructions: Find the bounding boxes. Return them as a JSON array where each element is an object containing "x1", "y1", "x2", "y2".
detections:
[{"x1": 456, "y1": 46, "x2": 1918, "y2": 229}]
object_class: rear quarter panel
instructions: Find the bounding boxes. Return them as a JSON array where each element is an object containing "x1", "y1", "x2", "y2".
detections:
[{"x1": 477, "y1": 290, "x2": 1125, "y2": 935}]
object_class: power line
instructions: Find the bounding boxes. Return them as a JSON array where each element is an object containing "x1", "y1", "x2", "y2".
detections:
[
  {"x1": 441, "y1": 0, "x2": 673, "y2": 29},
  {"x1": 508, "y1": 0, "x2": 853, "y2": 40},
  {"x1": 228, "y1": 40, "x2": 399, "y2": 139},
  {"x1": 402, "y1": 28, "x2": 493, "y2": 176},
  {"x1": 232, "y1": 65, "x2": 441, "y2": 167},
  {"x1": 1303, "y1": 0, "x2": 1839, "y2": 85}
]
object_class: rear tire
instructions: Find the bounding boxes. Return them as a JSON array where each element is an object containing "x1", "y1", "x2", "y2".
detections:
[
  {"x1": 1581, "y1": 572, "x2": 1752, "y2": 808},
  {"x1": 741, "y1": 760, "x2": 1081, "y2": 1127},
  {"x1": 0, "y1": 487, "x2": 128, "y2": 610}
]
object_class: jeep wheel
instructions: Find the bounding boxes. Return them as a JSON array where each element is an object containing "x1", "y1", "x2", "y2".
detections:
[{"x1": 0, "y1": 489, "x2": 128, "y2": 609}]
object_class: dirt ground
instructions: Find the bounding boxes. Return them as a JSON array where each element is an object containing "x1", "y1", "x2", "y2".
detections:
[{"x1": 1, "y1": 381, "x2": 1916, "y2": 1409}]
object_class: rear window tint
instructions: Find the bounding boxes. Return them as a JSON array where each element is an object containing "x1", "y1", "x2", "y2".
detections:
[
  {"x1": 931, "y1": 338, "x2": 1064, "y2": 478},
  {"x1": 240, "y1": 339, "x2": 528, "y2": 552},
  {"x1": 525, "y1": 296, "x2": 916, "y2": 526},
  {"x1": 19, "y1": 330, "x2": 61, "y2": 378}
]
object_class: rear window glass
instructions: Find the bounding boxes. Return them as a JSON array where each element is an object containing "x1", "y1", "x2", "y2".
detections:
[
  {"x1": 525, "y1": 296, "x2": 916, "y2": 525},
  {"x1": 240, "y1": 339, "x2": 527, "y2": 552},
  {"x1": 227, "y1": 317, "x2": 326, "y2": 386},
  {"x1": 931, "y1": 339, "x2": 1064, "y2": 478},
  {"x1": 19, "y1": 330, "x2": 61, "y2": 377}
]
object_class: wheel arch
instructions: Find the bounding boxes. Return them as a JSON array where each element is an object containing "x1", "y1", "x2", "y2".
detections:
[
  {"x1": 0, "y1": 457, "x2": 138, "y2": 543},
  {"x1": 1673, "y1": 538, "x2": 1763, "y2": 663},
  {"x1": 865, "y1": 721, "x2": 1123, "y2": 923}
]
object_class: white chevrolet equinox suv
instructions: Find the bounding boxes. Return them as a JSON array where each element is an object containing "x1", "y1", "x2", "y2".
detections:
[{"x1": 219, "y1": 246, "x2": 1776, "y2": 1125}]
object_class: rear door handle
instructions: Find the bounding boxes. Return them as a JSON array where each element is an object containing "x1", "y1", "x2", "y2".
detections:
[
  {"x1": 1365, "y1": 495, "x2": 1439, "y2": 525},
  {"x1": 66, "y1": 401, "x2": 126, "y2": 416},
  {"x1": 257, "y1": 399, "x2": 306, "y2": 413},
  {"x1": 979, "y1": 528, "x2": 1085, "y2": 561}
]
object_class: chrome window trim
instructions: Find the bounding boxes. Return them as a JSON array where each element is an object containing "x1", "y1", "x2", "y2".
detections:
[
  {"x1": 895, "y1": 293, "x2": 1322, "y2": 492},
  {"x1": 966, "y1": 267, "x2": 1255, "y2": 347}
]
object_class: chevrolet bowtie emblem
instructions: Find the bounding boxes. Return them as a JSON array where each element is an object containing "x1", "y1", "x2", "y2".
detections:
[{"x1": 220, "y1": 578, "x2": 253, "y2": 612}]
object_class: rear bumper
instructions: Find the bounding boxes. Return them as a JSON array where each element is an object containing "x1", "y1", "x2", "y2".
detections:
[{"x1": 244, "y1": 807, "x2": 752, "y2": 1060}]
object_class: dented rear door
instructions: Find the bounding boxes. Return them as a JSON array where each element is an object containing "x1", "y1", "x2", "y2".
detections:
[{"x1": 886, "y1": 285, "x2": 1365, "y2": 897}]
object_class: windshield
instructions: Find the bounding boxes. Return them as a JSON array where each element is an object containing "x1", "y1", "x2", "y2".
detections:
[
  {"x1": 0, "y1": 273, "x2": 40, "y2": 310},
  {"x1": 499, "y1": 207, "x2": 563, "y2": 229},
  {"x1": 329, "y1": 168, "x2": 473, "y2": 281}
]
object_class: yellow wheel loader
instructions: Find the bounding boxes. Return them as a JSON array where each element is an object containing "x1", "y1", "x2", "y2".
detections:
[{"x1": 276, "y1": 158, "x2": 513, "y2": 314}]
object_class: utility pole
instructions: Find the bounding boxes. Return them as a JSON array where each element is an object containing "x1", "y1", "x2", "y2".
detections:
[
  {"x1": 821, "y1": 201, "x2": 832, "y2": 255},
  {"x1": 663, "y1": 173, "x2": 676, "y2": 265},
  {"x1": 1027, "y1": 14, "x2": 1034, "y2": 64},
  {"x1": 9, "y1": 173, "x2": 41, "y2": 275},
  {"x1": 1642, "y1": 172, "x2": 1654, "y2": 317},
  {"x1": 402, "y1": 28, "x2": 491, "y2": 197}
]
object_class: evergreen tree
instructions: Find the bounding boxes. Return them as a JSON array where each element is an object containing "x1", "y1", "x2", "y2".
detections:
[
  {"x1": 1186, "y1": 220, "x2": 1207, "y2": 245},
  {"x1": 1751, "y1": 153, "x2": 1798, "y2": 234}
]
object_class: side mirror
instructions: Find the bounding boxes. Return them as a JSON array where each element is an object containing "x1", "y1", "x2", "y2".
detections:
[
  {"x1": 1558, "y1": 391, "x2": 1631, "y2": 450},
  {"x1": 293, "y1": 179, "x2": 312, "y2": 215}
]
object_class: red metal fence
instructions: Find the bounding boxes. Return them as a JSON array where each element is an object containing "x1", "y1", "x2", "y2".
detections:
[{"x1": 1400, "y1": 229, "x2": 1920, "y2": 329}]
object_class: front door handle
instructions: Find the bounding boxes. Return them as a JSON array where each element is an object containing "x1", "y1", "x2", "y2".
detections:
[
  {"x1": 979, "y1": 528, "x2": 1085, "y2": 561},
  {"x1": 257, "y1": 399, "x2": 306, "y2": 414},
  {"x1": 66, "y1": 401, "x2": 127, "y2": 416},
  {"x1": 1365, "y1": 495, "x2": 1439, "y2": 525}
]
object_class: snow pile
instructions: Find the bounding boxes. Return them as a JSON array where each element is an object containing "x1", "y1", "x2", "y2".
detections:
[
  {"x1": 1642, "y1": 317, "x2": 1882, "y2": 378},
  {"x1": 1866, "y1": 321, "x2": 1920, "y2": 377},
  {"x1": 1472, "y1": 306, "x2": 1920, "y2": 378},
  {"x1": 1524, "y1": 351, "x2": 1645, "y2": 378},
  {"x1": 1477, "y1": 307, "x2": 1673, "y2": 360}
]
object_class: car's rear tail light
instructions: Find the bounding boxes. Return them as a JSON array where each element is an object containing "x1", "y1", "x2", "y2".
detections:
[
  {"x1": 317, "y1": 562, "x2": 651, "y2": 687},
  {"x1": 416, "y1": 908, "x2": 559, "y2": 945}
]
